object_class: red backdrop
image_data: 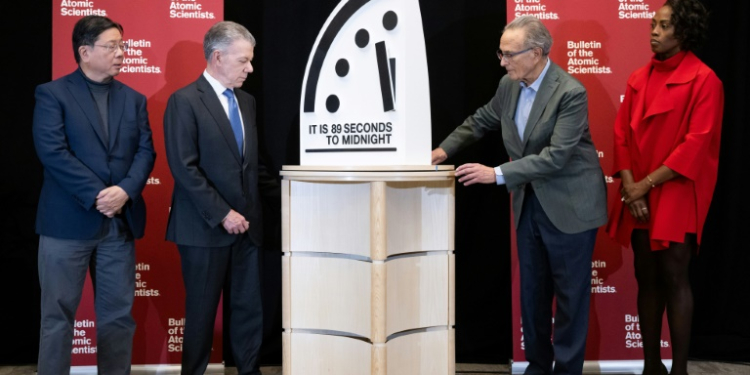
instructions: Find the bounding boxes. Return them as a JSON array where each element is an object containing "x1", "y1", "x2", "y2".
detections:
[
  {"x1": 51, "y1": 0, "x2": 673, "y2": 370},
  {"x1": 52, "y1": 0, "x2": 223, "y2": 368},
  {"x1": 507, "y1": 0, "x2": 671, "y2": 371}
]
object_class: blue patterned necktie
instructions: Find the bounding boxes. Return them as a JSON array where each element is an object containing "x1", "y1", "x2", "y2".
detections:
[{"x1": 222, "y1": 88, "x2": 244, "y2": 156}]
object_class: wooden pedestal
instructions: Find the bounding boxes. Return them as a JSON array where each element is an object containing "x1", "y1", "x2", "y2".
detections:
[{"x1": 280, "y1": 166, "x2": 455, "y2": 375}]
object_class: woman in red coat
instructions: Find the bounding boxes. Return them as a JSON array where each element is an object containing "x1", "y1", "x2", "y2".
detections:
[{"x1": 606, "y1": 0, "x2": 723, "y2": 374}]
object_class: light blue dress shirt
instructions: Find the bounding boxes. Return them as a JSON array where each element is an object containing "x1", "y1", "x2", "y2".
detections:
[{"x1": 494, "y1": 58, "x2": 551, "y2": 185}]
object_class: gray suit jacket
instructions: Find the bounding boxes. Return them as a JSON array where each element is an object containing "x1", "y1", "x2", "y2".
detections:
[
  {"x1": 164, "y1": 75, "x2": 278, "y2": 247},
  {"x1": 440, "y1": 61, "x2": 607, "y2": 234}
]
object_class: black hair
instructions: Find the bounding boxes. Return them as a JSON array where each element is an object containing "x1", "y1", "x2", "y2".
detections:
[
  {"x1": 72, "y1": 15, "x2": 123, "y2": 64},
  {"x1": 664, "y1": 0, "x2": 709, "y2": 51}
]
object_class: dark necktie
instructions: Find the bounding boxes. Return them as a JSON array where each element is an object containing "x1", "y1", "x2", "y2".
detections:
[{"x1": 222, "y1": 88, "x2": 244, "y2": 156}]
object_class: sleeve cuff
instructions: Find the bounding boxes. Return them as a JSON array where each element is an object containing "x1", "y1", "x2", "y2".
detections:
[{"x1": 494, "y1": 166, "x2": 506, "y2": 185}]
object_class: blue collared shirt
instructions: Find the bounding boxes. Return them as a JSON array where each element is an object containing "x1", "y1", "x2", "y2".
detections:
[{"x1": 494, "y1": 58, "x2": 551, "y2": 185}]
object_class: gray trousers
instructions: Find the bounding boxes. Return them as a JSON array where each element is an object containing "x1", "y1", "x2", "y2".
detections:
[{"x1": 37, "y1": 218, "x2": 136, "y2": 375}]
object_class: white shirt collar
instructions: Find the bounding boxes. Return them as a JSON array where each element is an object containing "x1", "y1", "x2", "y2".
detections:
[{"x1": 203, "y1": 70, "x2": 233, "y2": 98}]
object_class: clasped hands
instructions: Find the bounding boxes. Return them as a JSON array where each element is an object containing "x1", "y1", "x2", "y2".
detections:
[
  {"x1": 620, "y1": 180, "x2": 651, "y2": 222},
  {"x1": 96, "y1": 186, "x2": 129, "y2": 218},
  {"x1": 222, "y1": 209, "x2": 250, "y2": 234}
]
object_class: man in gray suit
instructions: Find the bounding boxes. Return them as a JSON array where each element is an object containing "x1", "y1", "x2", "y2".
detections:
[
  {"x1": 432, "y1": 16, "x2": 607, "y2": 375},
  {"x1": 163, "y1": 21, "x2": 278, "y2": 374}
]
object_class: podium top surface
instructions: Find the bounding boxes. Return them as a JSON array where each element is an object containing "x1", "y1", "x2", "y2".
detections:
[
  {"x1": 280, "y1": 165, "x2": 455, "y2": 181},
  {"x1": 283, "y1": 165, "x2": 454, "y2": 171}
]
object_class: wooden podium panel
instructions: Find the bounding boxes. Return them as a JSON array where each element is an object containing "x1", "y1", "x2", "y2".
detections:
[
  {"x1": 287, "y1": 332, "x2": 372, "y2": 375},
  {"x1": 289, "y1": 181, "x2": 371, "y2": 257},
  {"x1": 386, "y1": 328, "x2": 456, "y2": 375},
  {"x1": 281, "y1": 166, "x2": 455, "y2": 375},
  {"x1": 289, "y1": 256, "x2": 372, "y2": 338},
  {"x1": 386, "y1": 254, "x2": 448, "y2": 336},
  {"x1": 385, "y1": 181, "x2": 455, "y2": 256}
]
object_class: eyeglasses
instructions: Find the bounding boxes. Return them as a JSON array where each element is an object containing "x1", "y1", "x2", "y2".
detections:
[
  {"x1": 93, "y1": 42, "x2": 129, "y2": 53},
  {"x1": 497, "y1": 47, "x2": 534, "y2": 61}
]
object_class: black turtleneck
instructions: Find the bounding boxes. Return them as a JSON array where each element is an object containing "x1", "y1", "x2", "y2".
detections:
[{"x1": 79, "y1": 68, "x2": 113, "y2": 142}]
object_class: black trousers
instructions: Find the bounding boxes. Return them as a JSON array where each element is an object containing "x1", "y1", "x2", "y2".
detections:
[
  {"x1": 516, "y1": 190, "x2": 598, "y2": 375},
  {"x1": 178, "y1": 234, "x2": 263, "y2": 375}
]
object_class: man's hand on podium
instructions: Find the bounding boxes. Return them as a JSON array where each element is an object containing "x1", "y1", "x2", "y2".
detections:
[
  {"x1": 431, "y1": 147, "x2": 448, "y2": 165},
  {"x1": 455, "y1": 163, "x2": 496, "y2": 186}
]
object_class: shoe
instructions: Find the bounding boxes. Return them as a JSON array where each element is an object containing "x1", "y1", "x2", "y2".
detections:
[{"x1": 643, "y1": 362, "x2": 668, "y2": 375}]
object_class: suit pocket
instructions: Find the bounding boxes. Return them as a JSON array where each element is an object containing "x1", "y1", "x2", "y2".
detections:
[
  {"x1": 117, "y1": 120, "x2": 139, "y2": 143},
  {"x1": 566, "y1": 173, "x2": 605, "y2": 221}
]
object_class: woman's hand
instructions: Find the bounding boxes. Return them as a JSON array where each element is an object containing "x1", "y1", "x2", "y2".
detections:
[
  {"x1": 627, "y1": 197, "x2": 650, "y2": 222},
  {"x1": 620, "y1": 179, "x2": 650, "y2": 205}
]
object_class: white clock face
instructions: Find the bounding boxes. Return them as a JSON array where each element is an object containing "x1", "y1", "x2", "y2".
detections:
[{"x1": 300, "y1": 0, "x2": 432, "y2": 166}]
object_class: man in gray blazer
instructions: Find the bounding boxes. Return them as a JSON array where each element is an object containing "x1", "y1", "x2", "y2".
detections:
[
  {"x1": 163, "y1": 21, "x2": 278, "y2": 375},
  {"x1": 432, "y1": 16, "x2": 607, "y2": 375}
]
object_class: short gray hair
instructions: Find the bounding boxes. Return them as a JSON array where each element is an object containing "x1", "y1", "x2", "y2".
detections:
[
  {"x1": 203, "y1": 21, "x2": 256, "y2": 60},
  {"x1": 504, "y1": 16, "x2": 552, "y2": 56}
]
